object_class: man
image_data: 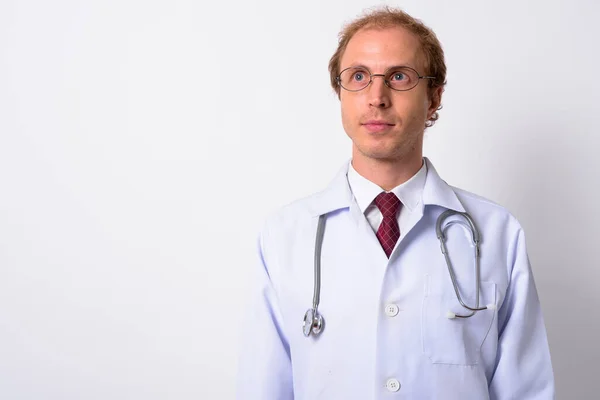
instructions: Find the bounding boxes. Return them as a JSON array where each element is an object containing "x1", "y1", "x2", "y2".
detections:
[{"x1": 237, "y1": 6, "x2": 554, "y2": 400}]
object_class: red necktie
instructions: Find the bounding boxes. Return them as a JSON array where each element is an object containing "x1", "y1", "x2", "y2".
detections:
[{"x1": 374, "y1": 192, "x2": 401, "y2": 258}]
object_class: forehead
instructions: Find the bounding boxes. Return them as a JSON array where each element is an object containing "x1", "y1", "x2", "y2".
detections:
[{"x1": 340, "y1": 26, "x2": 425, "y2": 72}]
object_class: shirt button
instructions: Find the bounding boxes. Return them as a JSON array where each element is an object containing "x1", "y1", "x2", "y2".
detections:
[
  {"x1": 385, "y1": 378, "x2": 401, "y2": 392},
  {"x1": 384, "y1": 303, "x2": 399, "y2": 317}
]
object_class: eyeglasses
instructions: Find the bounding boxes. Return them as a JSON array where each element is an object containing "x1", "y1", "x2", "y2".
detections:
[{"x1": 336, "y1": 66, "x2": 435, "y2": 92}]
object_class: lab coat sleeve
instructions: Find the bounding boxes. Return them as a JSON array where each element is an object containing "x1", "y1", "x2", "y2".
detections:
[
  {"x1": 489, "y1": 225, "x2": 555, "y2": 400},
  {"x1": 236, "y1": 220, "x2": 294, "y2": 400}
]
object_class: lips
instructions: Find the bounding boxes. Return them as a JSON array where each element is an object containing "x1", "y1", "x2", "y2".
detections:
[
  {"x1": 363, "y1": 119, "x2": 394, "y2": 126},
  {"x1": 362, "y1": 120, "x2": 395, "y2": 133}
]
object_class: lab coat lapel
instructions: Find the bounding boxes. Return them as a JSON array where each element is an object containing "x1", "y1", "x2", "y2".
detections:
[
  {"x1": 384, "y1": 158, "x2": 465, "y2": 260},
  {"x1": 353, "y1": 199, "x2": 391, "y2": 265},
  {"x1": 308, "y1": 159, "x2": 390, "y2": 264},
  {"x1": 307, "y1": 159, "x2": 354, "y2": 219},
  {"x1": 307, "y1": 157, "x2": 467, "y2": 264}
]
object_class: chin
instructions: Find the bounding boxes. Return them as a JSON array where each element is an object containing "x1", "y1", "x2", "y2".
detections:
[{"x1": 355, "y1": 143, "x2": 397, "y2": 160}]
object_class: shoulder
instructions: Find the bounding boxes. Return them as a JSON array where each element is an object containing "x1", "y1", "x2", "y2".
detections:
[
  {"x1": 452, "y1": 185, "x2": 503, "y2": 211},
  {"x1": 450, "y1": 185, "x2": 526, "y2": 238},
  {"x1": 449, "y1": 185, "x2": 527, "y2": 257},
  {"x1": 257, "y1": 189, "x2": 325, "y2": 248}
]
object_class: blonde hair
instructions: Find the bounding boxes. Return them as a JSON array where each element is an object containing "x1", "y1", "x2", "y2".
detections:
[{"x1": 328, "y1": 6, "x2": 447, "y2": 127}]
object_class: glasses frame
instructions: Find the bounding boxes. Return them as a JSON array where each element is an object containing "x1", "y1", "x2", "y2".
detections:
[{"x1": 336, "y1": 65, "x2": 436, "y2": 92}]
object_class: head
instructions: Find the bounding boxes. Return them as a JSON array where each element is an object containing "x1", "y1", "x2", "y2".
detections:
[{"x1": 328, "y1": 7, "x2": 446, "y2": 165}]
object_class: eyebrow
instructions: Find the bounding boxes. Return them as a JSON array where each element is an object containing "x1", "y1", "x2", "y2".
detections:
[{"x1": 345, "y1": 63, "x2": 417, "y2": 72}]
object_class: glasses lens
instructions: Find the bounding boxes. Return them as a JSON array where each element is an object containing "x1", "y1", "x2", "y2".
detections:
[
  {"x1": 339, "y1": 68, "x2": 370, "y2": 91},
  {"x1": 386, "y1": 67, "x2": 419, "y2": 91}
]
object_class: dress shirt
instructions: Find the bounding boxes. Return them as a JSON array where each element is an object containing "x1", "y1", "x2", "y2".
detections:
[{"x1": 347, "y1": 158, "x2": 427, "y2": 239}]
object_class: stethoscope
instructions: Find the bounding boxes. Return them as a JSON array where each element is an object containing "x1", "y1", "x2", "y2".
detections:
[{"x1": 302, "y1": 209, "x2": 496, "y2": 337}]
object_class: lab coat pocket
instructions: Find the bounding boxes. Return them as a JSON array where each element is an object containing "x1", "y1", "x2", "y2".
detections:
[{"x1": 422, "y1": 274, "x2": 496, "y2": 366}]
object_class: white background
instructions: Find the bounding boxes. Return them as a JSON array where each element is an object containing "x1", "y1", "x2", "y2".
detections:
[{"x1": 1, "y1": 0, "x2": 598, "y2": 398}]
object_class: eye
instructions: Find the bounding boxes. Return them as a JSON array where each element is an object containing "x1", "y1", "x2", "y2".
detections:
[
  {"x1": 353, "y1": 71, "x2": 367, "y2": 81},
  {"x1": 338, "y1": 68, "x2": 372, "y2": 89},
  {"x1": 391, "y1": 72, "x2": 406, "y2": 81}
]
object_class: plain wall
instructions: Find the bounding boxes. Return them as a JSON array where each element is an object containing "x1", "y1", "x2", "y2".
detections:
[{"x1": 1, "y1": 0, "x2": 598, "y2": 398}]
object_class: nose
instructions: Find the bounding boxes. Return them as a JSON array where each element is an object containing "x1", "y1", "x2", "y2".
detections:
[{"x1": 367, "y1": 74, "x2": 391, "y2": 109}]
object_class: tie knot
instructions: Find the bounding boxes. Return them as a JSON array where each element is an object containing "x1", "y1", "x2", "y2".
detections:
[{"x1": 374, "y1": 192, "x2": 401, "y2": 218}]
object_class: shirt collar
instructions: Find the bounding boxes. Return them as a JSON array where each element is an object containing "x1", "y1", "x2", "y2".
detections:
[
  {"x1": 347, "y1": 158, "x2": 427, "y2": 214},
  {"x1": 307, "y1": 157, "x2": 465, "y2": 217}
]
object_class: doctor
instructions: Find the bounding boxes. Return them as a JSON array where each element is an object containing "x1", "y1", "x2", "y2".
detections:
[{"x1": 236, "y1": 6, "x2": 554, "y2": 400}]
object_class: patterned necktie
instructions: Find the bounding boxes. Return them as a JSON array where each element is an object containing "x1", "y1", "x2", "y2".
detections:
[{"x1": 374, "y1": 192, "x2": 401, "y2": 258}]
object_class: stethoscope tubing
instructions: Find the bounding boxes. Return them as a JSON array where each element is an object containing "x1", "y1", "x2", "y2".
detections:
[
  {"x1": 436, "y1": 210, "x2": 488, "y2": 317},
  {"x1": 304, "y1": 209, "x2": 493, "y2": 337},
  {"x1": 312, "y1": 214, "x2": 325, "y2": 310}
]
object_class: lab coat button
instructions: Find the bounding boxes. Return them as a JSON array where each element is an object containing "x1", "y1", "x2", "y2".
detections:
[
  {"x1": 385, "y1": 378, "x2": 401, "y2": 392},
  {"x1": 384, "y1": 303, "x2": 399, "y2": 317}
]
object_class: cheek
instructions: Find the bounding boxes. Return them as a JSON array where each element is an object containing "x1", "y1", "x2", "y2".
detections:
[
  {"x1": 397, "y1": 93, "x2": 430, "y2": 122},
  {"x1": 340, "y1": 95, "x2": 360, "y2": 126},
  {"x1": 340, "y1": 106, "x2": 354, "y2": 137}
]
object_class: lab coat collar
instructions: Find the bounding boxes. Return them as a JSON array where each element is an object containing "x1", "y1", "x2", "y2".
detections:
[
  {"x1": 347, "y1": 158, "x2": 427, "y2": 214},
  {"x1": 307, "y1": 160, "x2": 354, "y2": 217},
  {"x1": 422, "y1": 157, "x2": 466, "y2": 213},
  {"x1": 308, "y1": 156, "x2": 465, "y2": 217}
]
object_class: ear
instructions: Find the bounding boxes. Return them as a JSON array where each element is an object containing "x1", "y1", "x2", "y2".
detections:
[{"x1": 427, "y1": 86, "x2": 443, "y2": 120}]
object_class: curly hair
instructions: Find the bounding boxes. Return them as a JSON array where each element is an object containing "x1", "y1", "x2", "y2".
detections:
[{"x1": 328, "y1": 6, "x2": 447, "y2": 128}]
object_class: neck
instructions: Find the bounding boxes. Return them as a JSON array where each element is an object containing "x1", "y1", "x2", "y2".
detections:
[{"x1": 351, "y1": 149, "x2": 424, "y2": 192}]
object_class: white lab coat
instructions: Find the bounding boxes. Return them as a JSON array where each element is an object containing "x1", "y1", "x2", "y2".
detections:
[{"x1": 236, "y1": 157, "x2": 554, "y2": 400}]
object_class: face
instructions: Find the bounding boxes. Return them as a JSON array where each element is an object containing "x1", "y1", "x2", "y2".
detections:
[{"x1": 339, "y1": 26, "x2": 442, "y2": 164}]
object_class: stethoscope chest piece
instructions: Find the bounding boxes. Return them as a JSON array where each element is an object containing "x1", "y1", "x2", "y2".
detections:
[{"x1": 303, "y1": 308, "x2": 323, "y2": 337}]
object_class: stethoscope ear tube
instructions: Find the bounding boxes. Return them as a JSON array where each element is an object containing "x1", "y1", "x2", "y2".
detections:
[
  {"x1": 436, "y1": 210, "x2": 480, "y2": 244},
  {"x1": 436, "y1": 209, "x2": 493, "y2": 318}
]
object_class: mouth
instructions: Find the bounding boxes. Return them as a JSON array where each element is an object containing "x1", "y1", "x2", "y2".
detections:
[{"x1": 362, "y1": 120, "x2": 395, "y2": 133}]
